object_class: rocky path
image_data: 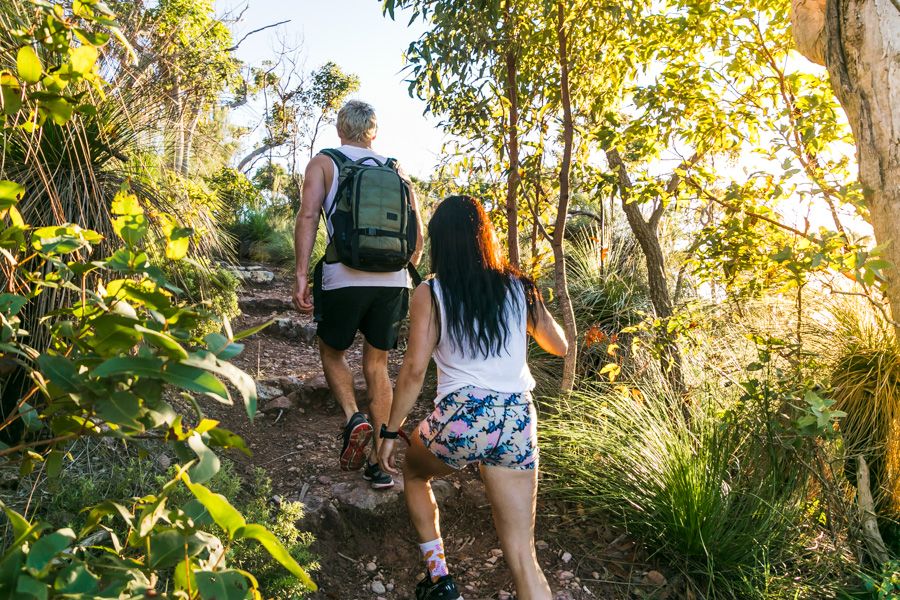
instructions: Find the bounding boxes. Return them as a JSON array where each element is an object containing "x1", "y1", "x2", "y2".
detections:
[{"x1": 208, "y1": 267, "x2": 673, "y2": 600}]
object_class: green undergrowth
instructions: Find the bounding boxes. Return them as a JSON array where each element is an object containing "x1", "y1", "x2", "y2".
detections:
[{"x1": 2, "y1": 440, "x2": 317, "y2": 599}]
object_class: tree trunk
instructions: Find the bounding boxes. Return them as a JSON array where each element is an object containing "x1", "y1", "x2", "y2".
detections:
[
  {"x1": 607, "y1": 149, "x2": 685, "y2": 392},
  {"x1": 503, "y1": 0, "x2": 521, "y2": 268},
  {"x1": 792, "y1": 0, "x2": 900, "y2": 326},
  {"x1": 791, "y1": 0, "x2": 828, "y2": 64},
  {"x1": 180, "y1": 106, "x2": 202, "y2": 176},
  {"x1": 554, "y1": 0, "x2": 578, "y2": 393},
  {"x1": 825, "y1": 0, "x2": 900, "y2": 326}
]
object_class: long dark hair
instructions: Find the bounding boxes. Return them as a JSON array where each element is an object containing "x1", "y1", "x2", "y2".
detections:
[{"x1": 428, "y1": 195, "x2": 541, "y2": 358}]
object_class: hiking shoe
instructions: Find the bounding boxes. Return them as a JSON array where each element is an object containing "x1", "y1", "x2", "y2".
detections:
[
  {"x1": 415, "y1": 574, "x2": 463, "y2": 600},
  {"x1": 363, "y1": 460, "x2": 395, "y2": 489},
  {"x1": 339, "y1": 412, "x2": 372, "y2": 471}
]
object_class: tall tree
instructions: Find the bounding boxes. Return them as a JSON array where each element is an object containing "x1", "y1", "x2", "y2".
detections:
[
  {"x1": 384, "y1": 0, "x2": 531, "y2": 266},
  {"x1": 236, "y1": 61, "x2": 359, "y2": 174},
  {"x1": 791, "y1": 0, "x2": 900, "y2": 327},
  {"x1": 144, "y1": 0, "x2": 241, "y2": 175}
]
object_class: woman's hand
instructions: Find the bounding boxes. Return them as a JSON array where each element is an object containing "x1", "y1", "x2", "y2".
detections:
[{"x1": 378, "y1": 438, "x2": 398, "y2": 475}]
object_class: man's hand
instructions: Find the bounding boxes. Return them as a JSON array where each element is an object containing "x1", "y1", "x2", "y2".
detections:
[
  {"x1": 378, "y1": 438, "x2": 398, "y2": 475},
  {"x1": 293, "y1": 275, "x2": 313, "y2": 313}
]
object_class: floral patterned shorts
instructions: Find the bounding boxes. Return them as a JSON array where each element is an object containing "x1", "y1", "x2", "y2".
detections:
[{"x1": 418, "y1": 386, "x2": 538, "y2": 471}]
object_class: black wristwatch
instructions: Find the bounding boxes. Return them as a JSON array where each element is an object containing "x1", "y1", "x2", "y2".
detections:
[{"x1": 380, "y1": 424, "x2": 399, "y2": 439}]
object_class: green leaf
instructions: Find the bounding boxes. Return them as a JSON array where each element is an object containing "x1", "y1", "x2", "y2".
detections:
[
  {"x1": 165, "y1": 226, "x2": 192, "y2": 260},
  {"x1": 18, "y1": 402, "x2": 42, "y2": 432},
  {"x1": 73, "y1": 28, "x2": 111, "y2": 47},
  {"x1": 194, "y1": 570, "x2": 251, "y2": 600},
  {"x1": 136, "y1": 326, "x2": 188, "y2": 360},
  {"x1": 54, "y1": 562, "x2": 100, "y2": 594},
  {"x1": 16, "y1": 574, "x2": 48, "y2": 600},
  {"x1": 80, "y1": 501, "x2": 133, "y2": 537},
  {"x1": 148, "y1": 530, "x2": 188, "y2": 569},
  {"x1": 0, "y1": 72, "x2": 23, "y2": 116},
  {"x1": 181, "y1": 476, "x2": 246, "y2": 538},
  {"x1": 234, "y1": 524, "x2": 317, "y2": 591},
  {"x1": 205, "y1": 333, "x2": 244, "y2": 360},
  {"x1": 232, "y1": 320, "x2": 273, "y2": 341},
  {"x1": 162, "y1": 363, "x2": 230, "y2": 403},
  {"x1": 2, "y1": 503, "x2": 33, "y2": 540},
  {"x1": 37, "y1": 355, "x2": 82, "y2": 393},
  {"x1": 17, "y1": 46, "x2": 42, "y2": 84},
  {"x1": 95, "y1": 391, "x2": 144, "y2": 432},
  {"x1": 136, "y1": 498, "x2": 167, "y2": 538},
  {"x1": 182, "y1": 351, "x2": 256, "y2": 418},
  {"x1": 182, "y1": 499, "x2": 213, "y2": 526},
  {"x1": 112, "y1": 214, "x2": 148, "y2": 245},
  {"x1": 32, "y1": 225, "x2": 93, "y2": 254},
  {"x1": 0, "y1": 181, "x2": 25, "y2": 209},
  {"x1": 42, "y1": 98, "x2": 73, "y2": 125},
  {"x1": 92, "y1": 356, "x2": 163, "y2": 378},
  {"x1": 187, "y1": 433, "x2": 220, "y2": 484},
  {"x1": 45, "y1": 450, "x2": 64, "y2": 480},
  {"x1": 90, "y1": 314, "x2": 142, "y2": 354},
  {"x1": 69, "y1": 45, "x2": 98, "y2": 75},
  {"x1": 111, "y1": 189, "x2": 142, "y2": 216},
  {"x1": 25, "y1": 529, "x2": 75, "y2": 574},
  {"x1": 0, "y1": 294, "x2": 27, "y2": 316},
  {"x1": 206, "y1": 427, "x2": 251, "y2": 456}
]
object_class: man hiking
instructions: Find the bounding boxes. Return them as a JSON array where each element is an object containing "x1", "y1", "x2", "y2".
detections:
[{"x1": 292, "y1": 100, "x2": 423, "y2": 489}]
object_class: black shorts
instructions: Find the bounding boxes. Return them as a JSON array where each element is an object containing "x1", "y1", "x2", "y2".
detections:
[{"x1": 315, "y1": 286, "x2": 409, "y2": 351}]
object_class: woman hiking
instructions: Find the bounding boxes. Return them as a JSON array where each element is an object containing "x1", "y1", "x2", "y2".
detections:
[{"x1": 377, "y1": 195, "x2": 568, "y2": 600}]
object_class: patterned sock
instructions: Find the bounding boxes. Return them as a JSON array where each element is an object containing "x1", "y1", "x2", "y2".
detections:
[{"x1": 418, "y1": 538, "x2": 449, "y2": 582}]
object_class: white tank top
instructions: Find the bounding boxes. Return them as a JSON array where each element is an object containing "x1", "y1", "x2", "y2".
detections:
[
  {"x1": 430, "y1": 277, "x2": 536, "y2": 400},
  {"x1": 321, "y1": 145, "x2": 412, "y2": 290}
]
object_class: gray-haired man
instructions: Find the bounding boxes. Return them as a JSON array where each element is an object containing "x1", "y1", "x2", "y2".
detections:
[{"x1": 292, "y1": 100, "x2": 424, "y2": 489}]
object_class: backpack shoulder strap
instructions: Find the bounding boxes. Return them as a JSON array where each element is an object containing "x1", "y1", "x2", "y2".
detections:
[
  {"x1": 317, "y1": 149, "x2": 351, "y2": 224},
  {"x1": 319, "y1": 148, "x2": 351, "y2": 168}
]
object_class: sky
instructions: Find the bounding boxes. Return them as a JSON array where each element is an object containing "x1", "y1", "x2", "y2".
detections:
[{"x1": 220, "y1": 0, "x2": 445, "y2": 177}]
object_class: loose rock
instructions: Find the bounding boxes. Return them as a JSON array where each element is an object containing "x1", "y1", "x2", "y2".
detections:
[
  {"x1": 371, "y1": 580, "x2": 386, "y2": 594},
  {"x1": 261, "y1": 396, "x2": 293, "y2": 414}
]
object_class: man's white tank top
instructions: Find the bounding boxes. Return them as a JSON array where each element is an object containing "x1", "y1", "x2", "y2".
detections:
[
  {"x1": 430, "y1": 277, "x2": 536, "y2": 401},
  {"x1": 321, "y1": 145, "x2": 412, "y2": 290}
]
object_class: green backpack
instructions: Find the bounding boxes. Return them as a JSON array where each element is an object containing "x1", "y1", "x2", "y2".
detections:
[{"x1": 319, "y1": 148, "x2": 417, "y2": 273}]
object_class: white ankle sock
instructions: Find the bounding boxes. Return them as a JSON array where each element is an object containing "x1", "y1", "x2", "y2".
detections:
[{"x1": 418, "y1": 537, "x2": 449, "y2": 581}]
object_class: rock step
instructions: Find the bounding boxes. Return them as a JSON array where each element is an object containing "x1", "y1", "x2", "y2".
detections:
[
  {"x1": 257, "y1": 374, "x2": 367, "y2": 414},
  {"x1": 222, "y1": 264, "x2": 275, "y2": 284},
  {"x1": 238, "y1": 296, "x2": 294, "y2": 313}
]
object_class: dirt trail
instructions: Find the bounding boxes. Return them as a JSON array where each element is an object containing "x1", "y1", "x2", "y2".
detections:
[{"x1": 207, "y1": 271, "x2": 667, "y2": 600}]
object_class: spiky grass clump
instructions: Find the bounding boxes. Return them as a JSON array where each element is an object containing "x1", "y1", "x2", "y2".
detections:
[
  {"x1": 540, "y1": 383, "x2": 808, "y2": 597},
  {"x1": 827, "y1": 301, "x2": 900, "y2": 518}
]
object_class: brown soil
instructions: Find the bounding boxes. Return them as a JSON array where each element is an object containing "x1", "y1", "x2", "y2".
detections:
[{"x1": 206, "y1": 270, "x2": 668, "y2": 600}]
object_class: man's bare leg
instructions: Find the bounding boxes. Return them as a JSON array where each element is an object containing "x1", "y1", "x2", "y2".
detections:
[
  {"x1": 319, "y1": 338, "x2": 358, "y2": 423},
  {"x1": 362, "y1": 341, "x2": 392, "y2": 461}
]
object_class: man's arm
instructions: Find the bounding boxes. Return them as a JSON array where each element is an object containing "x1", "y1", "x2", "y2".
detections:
[{"x1": 292, "y1": 155, "x2": 329, "y2": 313}]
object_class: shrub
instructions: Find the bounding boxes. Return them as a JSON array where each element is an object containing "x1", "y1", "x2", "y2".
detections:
[
  {"x1": 541, "y1": 382, "x2": 815, "y2": 597},
  {"x1": 173, "y1": 261, "x2": 241, "y2": 332}
]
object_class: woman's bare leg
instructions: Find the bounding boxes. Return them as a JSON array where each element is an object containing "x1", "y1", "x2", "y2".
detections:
[
  {"x1": 480, "y1": 464, "x2": 551, "y2": 600},
  {"x1": 402, "y1": 431, "x2": 456, "y2": 543}
]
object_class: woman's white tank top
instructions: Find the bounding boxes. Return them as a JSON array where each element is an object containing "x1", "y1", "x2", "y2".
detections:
[{"x1": 430, "y1": 277, "x2": 536, "y2": 401}]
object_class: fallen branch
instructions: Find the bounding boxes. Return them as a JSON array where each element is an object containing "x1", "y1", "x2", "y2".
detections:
[{"x1": 856, "y1": 455, "x2": 889, "y2": 564}]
